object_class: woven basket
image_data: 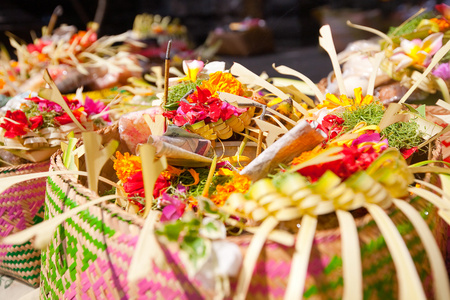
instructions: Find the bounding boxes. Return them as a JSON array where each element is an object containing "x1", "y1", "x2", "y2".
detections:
[
  {"x1": 39, "y1": 124, "x2": 449, "y2": 299},
  {"x1": 0, "y1": 161, "x2": 50, "y2": 287}
]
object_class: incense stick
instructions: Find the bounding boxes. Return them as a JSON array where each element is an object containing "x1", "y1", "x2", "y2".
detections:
[
  {"x1": 47, "y1": 5, "x2": 63, "y2": 36},
  {"x1": 163, "y1": 40, "x2": 172, "y2": 107}
]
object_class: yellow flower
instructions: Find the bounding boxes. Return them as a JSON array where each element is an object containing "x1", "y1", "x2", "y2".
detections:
[
  {"x1": 210, "y1": 170, "x2": 251, "y2": 206},
  {"x1": 113, "y1": 152, "x2": 142, "y2": 183},
  {"x1": 200, "y1": 71, "x2": 244, "y2": 97},
  {"x1": 216, "y1": 168, "x2": 235, "y2": 177},
  {"x1": 318, "y1": 87, "x2": 375, "y2": 111}
]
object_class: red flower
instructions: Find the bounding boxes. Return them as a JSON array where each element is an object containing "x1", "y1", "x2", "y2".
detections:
[
  {"x1": 400, "y1": 147, "x2": 417, "y2": 159},
  {"x1": 298, "y1": 144, "x2": 380, "y2": 182},
  {"x1": 54, "y1": 110, "x2": 82, "y2": 125},
  {"x1": 26, "y1": 40, "x2": 51, "y2": 53},
  {"x1": 316, "y1": 114, "x2": 344, "y2": 142},
  {"x1": 165, "y1": 86, "x2": 247, "y2": 126},
  {"x1": 1, "y1": 110, "x2": 29, "y2": 138},
  {"x1": 154, "y1": 175, "x2": 170, "y2": 198},
  {"x1": 123, "y1": 170, "x2": 171, "y2": 199},
  {"x1": 123, "y1": 171, "x2": 145, "y2": 197},
  {"x1": 29, "y1": 115, "x2": 43, "y2": 130}
]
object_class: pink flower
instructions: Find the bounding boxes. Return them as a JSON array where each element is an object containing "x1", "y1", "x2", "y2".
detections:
[
  {"x1": 390, "y1": 33, "x2": 443, "y2": 71},
  {"x1": 433, "y1": 62, "x2": 450, "y2": 80},
  {"x1": 352, "y1": 133, "x2": 388, "y2": 152},
  {"x1": 84, "y1": 97, "x2": 110, "y2": 121},
  {"x1": 160, "y1": 192, "x2": 186, "y2": 222}
]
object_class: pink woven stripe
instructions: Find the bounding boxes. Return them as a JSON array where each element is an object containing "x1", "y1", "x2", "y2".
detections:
[{"x1": 0, "y1": 183, "x2": 46, "y2": 203}]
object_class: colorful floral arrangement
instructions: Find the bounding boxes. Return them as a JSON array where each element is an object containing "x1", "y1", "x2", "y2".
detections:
[
  {"x1": 380, "y1": 4, "x2": 450, "y2": 96},
  {"x1": 163, "y1": 61, "x2": 255, "y2": 140},
  {"x1": 113, "y1": 150, "x2": 251, "y2": 217},
  {"x1": 0, "y1": 91, "x2": 109, "y2": 163},
  {"x1": 0, "y1": 22, "x2": 143, "y2": 96},
  {"x1": 3, "y1": 18, "x2": 450, "y2": 299}
]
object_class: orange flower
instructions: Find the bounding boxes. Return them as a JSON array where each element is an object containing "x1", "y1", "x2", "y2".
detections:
[
  {"x1": 161, "y1": 165, "x2": 184, "y2": 180},
  {"x1": 37, "y1": 53, "x2": 48, "y2": 62},
  {"x1": 113, "y1": 152, "x2": 142, "y2": 183},
  {"x1": 199, "y1": 71, "x2": 244, "y2": 97},
  {"x1": 210, "y1": 169, "x2": 251, "y2": 206},
  {"x1": 430, "y1": 18, "x2": 450, "y2": 32},
  {"x1": 0, "y1": 79, "x2": 4, "y2": 89}
]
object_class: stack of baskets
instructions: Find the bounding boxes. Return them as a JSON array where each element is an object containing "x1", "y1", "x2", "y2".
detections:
[
  {"x1": 0, "y1": 161, "x2": 50, "y2": 287},
  {"x1": 38, "y1": 124, "x2": 449, "y2": 299}
]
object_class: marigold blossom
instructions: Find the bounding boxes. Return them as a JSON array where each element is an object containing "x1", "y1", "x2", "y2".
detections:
[
  {"x1": 210, "y1": 169, "x2": 251, "y2": 207},
  {"x1": 199, "y1": 71, "x2": 244, "y2": 97},
  {"x1": 113, "y1": 152, "x2": 142, "y2": 183}
]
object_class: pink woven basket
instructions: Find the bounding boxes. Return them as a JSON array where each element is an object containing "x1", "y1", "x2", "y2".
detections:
[
  {"x1": 39, "y1": 125, "x2": 449, "y2": 299},
  {"x1": 0, "y1": 161, "x2": 50, "y2": 286}
]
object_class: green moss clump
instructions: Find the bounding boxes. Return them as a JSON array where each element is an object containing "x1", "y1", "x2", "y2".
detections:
[
  {"x1": 381, "y1": 120, "x2": 423, "y2": 149},
  {"x1": 164, "y1": 79, "x2": 204, "y2": 111},
  {"x1": 340, "y1": 103, "x2": 424, "y2": 150},
  {"x1": 341, "y1": 103, "x2": 384, "y2": 130}
]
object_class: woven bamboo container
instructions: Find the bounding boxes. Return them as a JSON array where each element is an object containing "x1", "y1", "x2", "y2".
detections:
[
  {"x1": 0, "y1": 161, "x2": 50, "y2": 287},
  {"x1": 38, "y1": 124, "x2": 449, "y2": 299}
]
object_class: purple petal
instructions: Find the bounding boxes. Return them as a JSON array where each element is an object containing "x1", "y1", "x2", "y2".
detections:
[{"x1": 433, "y1": 63, "x2": 450, "y2": 80}]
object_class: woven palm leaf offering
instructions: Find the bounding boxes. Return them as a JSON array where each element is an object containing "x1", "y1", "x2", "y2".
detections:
[
  {"x1": 0, "y1": 16, "x2": 144, "y2": 97},
  {"x1": 320, "y1": 4, "x2": 450, "y2": 105},
  {"x1": 3, "y1": 24, "x2": 450, "y2": 299},
  {"x1": 0, "y1": 69, "x2": 114, "y2": 287}
]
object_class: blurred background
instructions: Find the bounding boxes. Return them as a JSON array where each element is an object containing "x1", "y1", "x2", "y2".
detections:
[{"x1": 0, "y1": 0, "x2": 448, "y2": 81}]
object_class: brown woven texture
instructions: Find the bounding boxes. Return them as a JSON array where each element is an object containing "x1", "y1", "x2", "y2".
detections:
[
  {"x1": 0, "y1": 161, "x2": 50, "y2": 286},
  {"x1": 39, "y1": 124, "x2": 448, "y2": 299}
]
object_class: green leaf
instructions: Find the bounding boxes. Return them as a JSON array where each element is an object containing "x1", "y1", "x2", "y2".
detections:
[
  {"x1": 158, "y1": 221, "x2": 184, "y2": 242},
  {"x1": 204, "y1": 220, "x2": 218, "y2": 233},
  {"x1": 416, "y1": 104, "x2": 426, "y2": 118}
]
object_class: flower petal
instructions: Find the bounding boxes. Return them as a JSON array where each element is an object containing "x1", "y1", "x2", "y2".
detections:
[
  {"x1": 421, "y1": 32, "x2": 443, "y2": 56},
  {"x1": 183, "y1": 60, "x2": 204, "y2": 82},
  {"x1": 390, "y1": 53, "x2": 414, "y2": 71}
]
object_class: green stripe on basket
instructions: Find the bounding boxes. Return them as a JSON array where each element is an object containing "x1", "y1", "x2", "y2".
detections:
[
  {"x1": 47, "y1": 177, "x2": 116, "y2": 238},
  {"x1": 43, "y1": 177, "x2": 118, "y2": 295},
  {"x1": 304, "y1": 201, "x2": 432, "y2": 299},
  {"x1": 364, "y1": 275, "x2": 396, "y2": 300},
  {"x1": 304, "y1": 277, "x2": 344, "y2": 298},
  {"x1": 32, "y1": 205, "x2": 45, "y2": 224},
  {"x1": 1, "y1": 255, "x2": 41, "y2": 265},
  {"x1": 324, "y1": 256, "x2": 342, "y2": 275},
  {"x1": 304, "y1": 285, "x2": 319, "y2": 298},
  {"x1": 45, "y1": 189, "x2": 63, "y2": 216},
  {"x1": 1, "y1": 264, "x2": 40, "y2": 274}
]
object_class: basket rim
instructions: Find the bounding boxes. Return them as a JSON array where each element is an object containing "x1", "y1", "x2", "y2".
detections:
[{"x1": 49, "y1": 149, "x2": 146, "y2": 227}]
